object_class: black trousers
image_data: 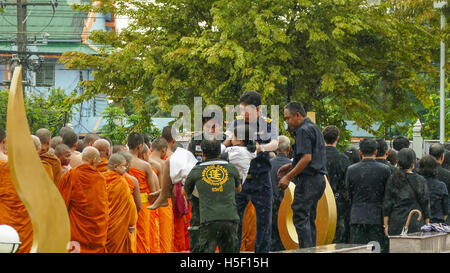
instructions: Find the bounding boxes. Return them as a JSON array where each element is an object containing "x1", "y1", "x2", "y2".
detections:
[
  {"x1": 291, "y1": 174, "x2": 326, "y2": 249},
  {"x1": 196, "y1": 221, "x2": 239, "y2": 253},
  {"x1": 349, "y1": 224, "x2": 388, "y2": 253}
]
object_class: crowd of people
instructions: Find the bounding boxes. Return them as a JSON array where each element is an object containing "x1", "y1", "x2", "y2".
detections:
[{"x1": 0, "y1": 90, "x2": 449, "y2": 254}]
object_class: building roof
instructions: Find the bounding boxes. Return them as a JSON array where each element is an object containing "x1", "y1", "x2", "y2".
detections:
[
  {"x1": 0, "y1": 0, "x2": 89, "y2": 41},
  {"x1": 0, "y1": 42, "x2": 98, "y2": 55}
]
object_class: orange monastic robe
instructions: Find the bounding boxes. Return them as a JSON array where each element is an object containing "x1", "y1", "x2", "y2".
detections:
[
  {"x1": 58, "y1": 163, "x2": 109, "y2": 253},
  {"x1": 104, "y1": 171, "x2": 137, "y2": 253},
  {"x1": 124, "y1": 174, "x2": 138, "y2": 253},
  {"x1": 0, "y1": 161, "x2": 33, "y2": 253},
  {"x1": 39, "y1": 151, "x2": 62, "y2": 185},
  {"x1": 154, "y1": 167, "x2": 174, "y2": 253},
  {"x1": 128, "y1": 167, "x2": 152, "y2": 253},
  {"x1": 97, "y1": 157, "x2": 109, "y2": 173},
  {"x1": 42, "y1": 161, "x2": 54, "y2": 182}
]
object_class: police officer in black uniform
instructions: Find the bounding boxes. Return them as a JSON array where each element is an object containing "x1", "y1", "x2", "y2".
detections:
[
  {"x1": 278, "y1": 101, "x2": 327, "y2": 249},
  {"x1": 223, "y1": 91, "x2": 279, "y2": 253}
]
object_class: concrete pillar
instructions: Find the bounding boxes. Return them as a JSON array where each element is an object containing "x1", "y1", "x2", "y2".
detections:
[{"x1": 412, "y1": 119, "x2": 423, "y2": 158}]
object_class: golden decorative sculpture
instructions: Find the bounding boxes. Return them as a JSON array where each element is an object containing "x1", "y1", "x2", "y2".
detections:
[
  {"x1": 7, "y1": 66, "x2": 70, "y2": 252},
  {"x1": 278, "y1": 176, "x2": 337, "y2": 249}
]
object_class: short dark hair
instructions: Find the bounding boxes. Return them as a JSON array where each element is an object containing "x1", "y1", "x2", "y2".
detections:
[
  {"x1": 141, "y1": 133, "x2": 150, "y2": 146},
  {"x1": 127, "y1": 132, "x2": 144, "y2": 150},
  {"x1": 386, "y1": 149, "x2": 398, "y2": 166},
  {"x1": 344, "y1": 146, "x2": 361, "y2": 165},
  {"x1": 322, "y1": 126, "x2": 340, "y2": 144},
  {"x1": 375, "y1": 138, "x2": 388, "y2": 157},
  {"x1": 200, "y1": 139, "x2": 221, "y2": 158},
  {"x1": 233, "y1": 124, "x2": 257, "y2": 153},
  {"x1": 359, "y1": 138, "x2": 378, "y2": 156},
  {"x1": 443, "y1": 150, "x2": 450, "y2": 170},
  {"x1": 284, "y1": 101, "x2": 307, "y2": 117},
  {"x1": 429, "y1": 143, "x2": 445, "y2": 160},
  {"x1": 161, "y1": 126, "x2": 174, "y2": 142},
  {"x1": 397, "y1": 148, "x2": 416, "y2": 170},
  {"x1": 239, "y1": 91, "x2": 261, "y2": 107},
  {"x1": 418, "y1": 155, "x2": 438, "y2": 178},
  {"x1": 393, "y1": 136, "x2": 410, "y2": 151},
  {"x1": 0, "y1": 128, "x2": 5, "y2": 142},
  {"x1": 152, "y1": 137, "x2": 168, "y2": 151},
  {"x1": 62, "y1": 130, "x2": 78, "y2": 148}
]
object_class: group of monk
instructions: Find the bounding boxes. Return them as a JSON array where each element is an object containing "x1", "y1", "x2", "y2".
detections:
[{"x1": 0, "y1": 126, "x2": 191, "y2": 253}]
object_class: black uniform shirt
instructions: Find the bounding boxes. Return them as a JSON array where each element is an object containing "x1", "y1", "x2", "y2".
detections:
[
  {"x1": 325, "y1": 146, "x2": 350, "y2": 201},
  {"x1": 424, "y1": 176, "x2": 449, "y2": 222},
  {"x1": 292, "y1": 117, "x2": 327, "y2": 176},
  {"x1": 346, "y1": 158, "x2": 391, "y2": 225}
]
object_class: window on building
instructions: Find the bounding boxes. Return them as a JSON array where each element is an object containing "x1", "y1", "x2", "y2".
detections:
[{"x1": 35, "y1": 63, "x2": 55, "y2": 86}]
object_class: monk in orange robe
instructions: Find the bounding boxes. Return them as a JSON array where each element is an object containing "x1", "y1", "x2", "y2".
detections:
[
  {"x1": 58, "y1": 147, "x2": 109, "y2": 253},
  {"x1": 104, "y1": 154, "x2": 137, "y2": 253},
  {"x1": 150, "y1": 137, "x2": 175, "y2": 253},
  {"x1": 0, "y1": 160, "x2": 33, "y2": 253},
  {"x1": 127, "y1": 133, "x2": 158, "y2": 253},
  {"x1": 93, "y1": 139, "x2": 111, "y2": 173},
  {"x1": 62, "y1": 130, "x2": 83, "y2": 168},
  {"x1": 117, "y1": 150, "x2": 142, "y2": 253},
  {"x1": 139, "y1": 144, "x2": 162, "y2": 253},
  {"x1": 54, "y1": 144, "x2": 71, "y2": 175},
  {"x1": 31, "y1": 135, "x2": 54, "y2": 181},
  {"x1": 36, "y1": 128, "x2": 62, "y2": 185}
]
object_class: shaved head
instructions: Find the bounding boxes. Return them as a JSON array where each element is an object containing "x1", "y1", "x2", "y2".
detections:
[
  {"x1": 31, "y1": 135, "x2": 41, "y2": 152},
  {"x1": 84, "y1": 134, "x2": 100, "y2": 146},
  {"x1": 118, "y1": 150, "x2": 132, "y2": 163},
  {"x1": 50, "y1": 136, "x2": 62, "y2": 149},
  {"x1": 59, "y1": 126, "x2": 74, "y2": 138},
  {"x1": 93, "y1": 139, "x2": 111, "y2": 159},
  {"x1": 82, "y1": 146, "x2": 100, "y2": 166},
  {"x1": 36, "y1": 128, "x2": 51, "y2": 153},
  {"x1": 63, "y1": 130, "x2": 78, "y2": 149},
  {"x1": 36, "y1": 128, "x2": 51, "y2": 144},
  {"x1": 108, "y1": 153, "x2": 126, "y2": 170},
  {"x1": 112, "y1": 144, "x2": 127, "y2": 154},
  {"x1": 55, "y1": 144, "x2": 71, "y2": 166},
  {"x1": 54, "y1": 143, "x2": 71, "y2": 156}
]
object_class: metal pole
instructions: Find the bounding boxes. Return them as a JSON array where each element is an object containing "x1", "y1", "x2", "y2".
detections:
[
  {"x1": 440, "y1": 10, "x2": 446, "y2": 144},
  {"x1": 16, "y1": 0, "x2": 27, "y2": 98}
]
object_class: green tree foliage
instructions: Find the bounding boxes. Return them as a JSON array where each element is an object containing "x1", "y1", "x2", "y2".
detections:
[
  {"x1": 99, "y1": 106, "x2": 160, "y2": 145},
  {"x1": 0, "y1": 88, "x2": 73, "y2": 135},
  {"x1": 60, "y1": 0, "x2": 445, "y2": 143}
]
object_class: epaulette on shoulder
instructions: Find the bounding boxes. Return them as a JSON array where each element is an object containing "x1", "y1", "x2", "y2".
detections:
[
  {"x1": 236, "y1": 115, "x2": 244, "y2": 120},
  {"x1": 264, "y1": 117, "x2": 272, "y2": 123}
]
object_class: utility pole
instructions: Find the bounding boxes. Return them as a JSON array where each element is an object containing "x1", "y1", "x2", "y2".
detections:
[
  {"x1": 16, "y1": 0, "x2": 27, "y2": 96},
  {"x1": 0, "y1": 0, "x2": 57, "y2": 94}
]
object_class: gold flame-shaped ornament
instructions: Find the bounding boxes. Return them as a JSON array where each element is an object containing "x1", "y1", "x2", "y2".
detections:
[{"x1": 7, "y1": 66, "x2": 70, "y2": 252}]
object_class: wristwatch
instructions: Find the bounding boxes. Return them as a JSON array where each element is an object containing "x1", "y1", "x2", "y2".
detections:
[{"x1": 261, "y1": 145, "x2": 266, "y2": 152}]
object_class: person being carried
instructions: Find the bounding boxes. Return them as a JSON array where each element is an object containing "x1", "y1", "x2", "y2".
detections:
[
  {"x1": 222, "y1": 124, "x2": 257, "y2": 185},
  {"x1": 184, "y1": 139, "x2": 242, "y2": 253}
]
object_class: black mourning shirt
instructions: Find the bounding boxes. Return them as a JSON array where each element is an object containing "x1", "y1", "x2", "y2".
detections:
[{"x1": 292, "y1": 117, "x2": 327, "y2": 176}]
